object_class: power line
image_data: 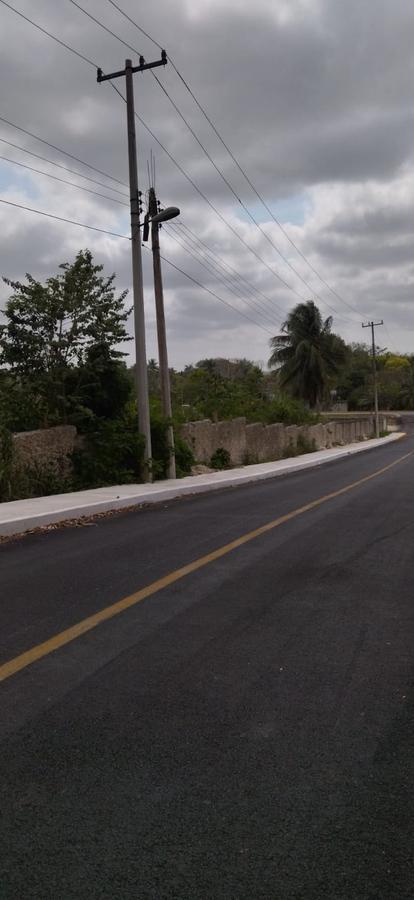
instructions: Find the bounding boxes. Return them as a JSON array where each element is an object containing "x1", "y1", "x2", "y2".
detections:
[
  {"x1": 82, "y1": 1, "x2": 362, "y2": 324},
  {"x1": 0, "y1": 113, "x2": 127, "y2": 189},
  {"x1": 164, "y1": 226, "x2": 282, "y2": 330},
  {"x1": 0, "y1": 197, "x2": 129, "y2": 238},
  {"x1": 0, "y1": 141, "x2": 283, "y2": 329},
  {"x1": 175, "y1": 221, "x2": 287, "y2": 313},
  {"x1": 142, "y1": 245, "x2": 273, "y2": 336},
  {"x1": 174, "y1": 70, "x2": 365, "y2": 318},
  {"x1": 109, "y1": 82, "x2": 310, "y2": 305},
  {"x1": 3, "y1": 0, "x2": 359, "y2": 325},
  {"x1": 0, "y1": 195, "x2": 272, "y2": 336},
  {"x1": 0, "y1": 0, "x2": 98, "y2": 68},
  {"x1": 0, "y1": 154, "x2": 129, "y2": 206},
  {"x1": 167, "y1": 221, "x2": 285, "y2": 323},
  {"x1": 106, "y1": 0, "x2": 162, "y2": 49},
  {"x1": 0, "y1": 135, "x2": 129, "y2": 196},
  {"x1": 0, "y1": 152, "x2": 282, "y2": 327},
  {"x1": 70, "y1": 0, "x2": 333, "y2": 306},
  {"x1": 4, "y1": 0, "x2": 312, "y2": 311},
  {"x1": 149, "y1": 73, "x2": 353, "y2": 316},
  {"x1": 0, "y1": 194, "x2": 272, "y2": 336},
  {"x1": 105, "y1": 0, "x2": 367, "y2": 320},
  {"x1": 174, "y1": 222, "x2": 286, "y2": 317},
  {"x1": 65, "y1": 0, "x2": 319, "y2": 307},
  {"x1": 0, "y1": 4, "x2": 128, "y2": 192},
  {"x1": 68, "y1": 0, "x2": 140, "y2": 57}
]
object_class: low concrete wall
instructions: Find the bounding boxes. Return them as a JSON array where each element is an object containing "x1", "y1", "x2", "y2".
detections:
[
  {"x1": 181, "y1": 415, "x2": 390, "y2": 466},
  {"x1": 12, "y1": 425, "x2": 77, "y2": 478}
]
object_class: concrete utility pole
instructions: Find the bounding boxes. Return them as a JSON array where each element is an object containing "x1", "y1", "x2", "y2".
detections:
[
  {"x1": 148, "y1": 187, "x2": 176, "y2": 478},
  {"x1": 97, "y1": 53, "x2": 167, "y2": 481},
  {"x1": 362, "y1": 320, "x2": 384, "y2": 439}
]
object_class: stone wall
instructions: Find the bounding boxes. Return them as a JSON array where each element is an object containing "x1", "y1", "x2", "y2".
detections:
[
  {"x1": 181, "y1": 415, "x2": 390, "y2": 466},
  {"x1": 13, "y1": 425, "x2": 77, "y2": 478}
]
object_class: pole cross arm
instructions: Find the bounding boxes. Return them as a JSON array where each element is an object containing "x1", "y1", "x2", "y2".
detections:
[{"x1": 97, "y1": 51, "x2": 167, "y2": 83}]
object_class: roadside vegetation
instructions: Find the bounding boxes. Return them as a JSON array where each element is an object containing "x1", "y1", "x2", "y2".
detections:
[{"x1": 1, "y1": 251, "x2": 412, "y2": 498}]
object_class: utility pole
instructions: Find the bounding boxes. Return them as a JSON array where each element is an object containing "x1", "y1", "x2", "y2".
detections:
[
  {"x1": 362, "y1": 320, "x2": 384, "y2": 438},
  {"x1": 97, "y1": 53, "x2": 167, "y2": 481},
  {"x1": 147, "y1": 186, "x2": 176, "y2": 478}
]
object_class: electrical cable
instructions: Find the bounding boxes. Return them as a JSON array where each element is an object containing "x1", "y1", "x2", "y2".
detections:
[
  {"x1": 175, "y1": 221, "x2": 287, "y2": 311},
  {"x1": 2, "y1": 0, "x2": 362, "y2": 326},
  {"x1": 0, "y1": 154, "x2": 129, "y2": 206},
  {"x1": 0, "y1": 155, "x2": 283, "y2": 331},
  {"x1": 0, "y1": 195, "x2": 273, "y2": 335},
  {"x1": 0, "y1": 196, "x2": 130, "y2": 238},
  {"x1": 164, "y1": 226, "x2": 282, "y2": 329},
  {"x1": 0, "y1": 0, "x2": 98, "y2": 68},
  {"x1": 105, "y1": 0, "x2": 368, "y2": 319},
  {"x1": 71, "y1": 0, "x2": 362, "y2": 324},
  {"x1": 0, "y1": 135, "x2": 129, "y2": 196},
  {"x1": 166, "y1": 221, "x2": 285, "y2": 323},
  {"x1": 0, "y1": 114, "x2": 127, "y2": 189},
  {"x1": 3, "y1": 0, "x2": 316, "y2": 311},
  {"x1": 70, "y1": 0, "x2": 336, "y2": 306},
  {"x1": 142, "y1": 244, "x2": 274, "y2": 335},
  {"x1": 109, "y1": 82, "x2": 310, "y2": 305}
]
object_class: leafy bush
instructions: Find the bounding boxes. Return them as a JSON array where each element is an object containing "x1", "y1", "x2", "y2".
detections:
[
  {"x1": 149, "y1": 400, "x2": 194, "y2": 479},
  {"x1": 11, "y1": 463, "x2": 71, "y2": 501},
  {"x1": 0, "y1": 426, "x2": 14, "y2": 501},
  {"x1": 210, "y1": 447, "x2": 231, "y2": 470},
  {"x1": 263, "y1": 396, "x2": 319, "y2": 426},
  {"x1": 150, "y1": 411, "x2": 171, "y2": 480},
  {"x1": 174, "y1": 435, "x2": 194, "y2": 476},
  {"x1": 72, "y1": 417, "x2": 144, "y2": 489}
]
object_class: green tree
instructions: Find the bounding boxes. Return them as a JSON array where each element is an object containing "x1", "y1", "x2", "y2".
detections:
[
  {"x1": 269, "y1": 301, "x2": 346, "y2": 408},
  {"x1": 334, "y1": 343, "x2": 372, "y2": 410},
  {"x1": 0, "y1": 250, "x2": 131, "y2": 425},
  {"x1": 69, "y1": 343, "x2": 133, "y2": 427},
  {"x1": 147, "y1": 358, "x2": 160, "y2": 396}
]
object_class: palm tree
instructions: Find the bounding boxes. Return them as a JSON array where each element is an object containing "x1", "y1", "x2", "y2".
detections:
[{"x1": 269, "y1": 301, "x2": 346, "y2": 408}]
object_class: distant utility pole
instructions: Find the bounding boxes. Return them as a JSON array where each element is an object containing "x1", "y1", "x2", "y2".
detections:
[
  {"x1": 362, "y1": 319, "x2": 384, "y2": 438},
  {"x1": 97, "y1": 53, "x2": 167, "y2": 481}
]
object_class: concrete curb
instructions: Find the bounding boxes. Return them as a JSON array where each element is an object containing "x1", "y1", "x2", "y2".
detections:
[{"x1": 0, "y1": 432, "x2": 406, "y2": 538}]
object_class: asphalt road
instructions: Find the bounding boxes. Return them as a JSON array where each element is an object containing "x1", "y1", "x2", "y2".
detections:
[{"x1": 1, "y1": 435, "x2": 414, "y2": 899}]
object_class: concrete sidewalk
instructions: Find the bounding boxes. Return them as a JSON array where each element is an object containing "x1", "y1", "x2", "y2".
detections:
[{"x1": 0, "y1": 433, "x2": 405, "y2": 538}]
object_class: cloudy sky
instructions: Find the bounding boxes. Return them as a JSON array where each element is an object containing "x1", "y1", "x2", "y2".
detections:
[{"x1": 1, "y1": 0, "x2": 414, "y2": 369}]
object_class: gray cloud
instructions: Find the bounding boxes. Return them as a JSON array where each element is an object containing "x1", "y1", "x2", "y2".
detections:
[{"x1": 1, "y1": 0, "x2": 414, "y2": 367}]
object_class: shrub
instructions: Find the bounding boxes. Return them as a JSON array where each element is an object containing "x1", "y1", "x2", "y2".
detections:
[
  {"x1": 264, "y1": 396, "x2": 319, "y2": 426},
  {"x1": 0, "y1": 426, "x2": 14, "y2": 501},
  {"x1": 175, "y1": 435, "x2": 194, "y2": 476},
  {"x1": 210, "y1": 447, "x2": 231, "y2": 469},
  {"x1": 150, "y1": 412, "x2": 171, "y2": 480},
  {"x1": 72, "y1": 418, "x2": 144, "y2": 489},
  {"x1": 11, "y1": 462, "x2": 71, "y2": 500},
  {"x1": 149, "y1": 409, "x2": 194, "y2": 479}
]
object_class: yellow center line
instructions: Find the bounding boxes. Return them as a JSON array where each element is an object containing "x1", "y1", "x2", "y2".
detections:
[{"x1": 1, "y1": 446, "x2": 413, "y2": 684}]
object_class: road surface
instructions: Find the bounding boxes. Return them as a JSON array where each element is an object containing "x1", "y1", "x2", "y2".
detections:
[{"x1": 1, "y1": 434, "x2": 414, "y2": 899}]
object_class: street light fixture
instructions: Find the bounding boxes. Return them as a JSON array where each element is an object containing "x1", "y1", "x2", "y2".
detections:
[
  {"x1": 142, "y1": 207, "x2": 180, "y2": 241},
  {"x1": 151, "y1": 206, "x2": 180, "y2": 225}
]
